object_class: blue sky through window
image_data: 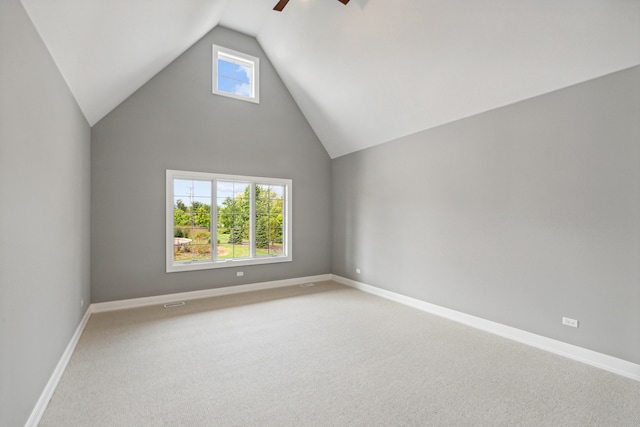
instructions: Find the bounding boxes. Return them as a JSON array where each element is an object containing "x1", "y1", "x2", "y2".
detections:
[
  {"x1": 174, "y1": 179, "x2": 211, "y2": 210},
  {"x1": 217, "y1": 58, "x2": 251, "y2": 97}
]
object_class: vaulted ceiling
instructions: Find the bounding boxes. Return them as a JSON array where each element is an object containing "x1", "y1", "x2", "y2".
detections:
[{"x1": 21, "y1": 0, "x2": 640, "y2": 158}]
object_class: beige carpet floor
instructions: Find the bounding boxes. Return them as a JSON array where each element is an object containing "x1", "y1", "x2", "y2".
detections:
[{"x1": 40, "y1": 281, "x2": 640, "y2": 426}]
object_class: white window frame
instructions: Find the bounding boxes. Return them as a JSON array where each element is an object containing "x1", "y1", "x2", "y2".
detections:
[
  {"x1": 166, "y1": 170, "x2": 291, "y2": 273},
  {"x1": 212, "y1": 45, "x2": 260, "y2": 104}
]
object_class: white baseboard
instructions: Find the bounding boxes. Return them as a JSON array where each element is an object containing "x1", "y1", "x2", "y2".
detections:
[
  {"x1": 29, "y1": 272, "x2": 637, "y2": 426},
  {"x1": 332, "y1": 274, "x2": 640, "y2": 382},
  {"x1": 25, "y1": 306, "x2": 92, "y2": 427},
  {"x1": 91, "y1": 274, "x2": 332, "y2": 313}
]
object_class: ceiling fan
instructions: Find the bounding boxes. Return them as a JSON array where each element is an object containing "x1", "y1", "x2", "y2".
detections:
[{"x1": 273, "y1": 0, "x2": 350, "y2": 12}]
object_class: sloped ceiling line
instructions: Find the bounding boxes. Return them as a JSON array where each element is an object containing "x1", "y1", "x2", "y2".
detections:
[{"x1": 21, "y1": 0, "x2": 640, "y2": 158}]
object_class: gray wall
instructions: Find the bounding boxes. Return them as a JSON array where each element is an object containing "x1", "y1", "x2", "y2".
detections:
[
  {"x1": 332, "y1": 66, "x2": 640, "y2": 364},
  {"x1": 0, "y1": 1, "x2": 91, "y2": 425},
  {"x1": 91, "y1": 26, "x2": 332, "y2": 303}
]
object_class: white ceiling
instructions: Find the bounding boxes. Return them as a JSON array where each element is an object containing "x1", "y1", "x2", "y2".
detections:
[{"x1": 21, "y1": 0, "x2": 640, "y2": 158}]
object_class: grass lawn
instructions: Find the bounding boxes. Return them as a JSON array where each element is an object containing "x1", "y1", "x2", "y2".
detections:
[
  {"x1": 175, "y1": 230, "x2": 282, "y2": 261},
  {"x1": 217, "y1": 233, "x2": 278, "y2": 258}
]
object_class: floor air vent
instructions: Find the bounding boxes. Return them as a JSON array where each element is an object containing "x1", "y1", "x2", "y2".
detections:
[{"x1": 163, "y1": 302, "x2": 186, "y2": 308}]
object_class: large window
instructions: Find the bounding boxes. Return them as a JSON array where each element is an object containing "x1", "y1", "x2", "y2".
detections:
[
  {"x1": 212, "y1": 45, "x2": 259, "y2": 103},
  {"x1": 166, "y1": 170, "x2": 291, "y2": 272}
]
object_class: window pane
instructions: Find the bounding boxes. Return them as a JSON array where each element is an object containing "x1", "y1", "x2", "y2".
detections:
[
  {"x1": 256, "y1": 184, "x2": 268, "y2": 199},
  {"x1": 218, "y1": 58, "x2": 252, "y2": 84},
  {"x1": 233, "y1": 182, "x2": 249, "y2": 199},
  {"x1": 221, "y1": 223, "x2": 250, "y2": 259},
  {"x1": 256, "y1": 194, "x2": 268, "y2": 215},
  {"x1": 188, "y1": 196, "x2": 212, "y2": 208},
  {"x1": 269, "y1": 241, "x2": 283, "y2": 256},
  {"x1": 217, "y1": 226, "x2": 232, "y2": 259},
  {"x1": 216, "y1": 204, "x2": 233, "y2": 257},
  {"x1": 217, "y1": 181, "x2": 234, "y2": 198},
  {"x1": 269, "y1": 199, "x2": 283, "y2": 215},
  {"x1": 174, "y1": 204, "x2": 193, "y2": 226},
  {"x1": 172, "y1": 178, "x2": 212, "y2": 264},
  {"x1": 256, "y1": 211, "x2": 283, "y2": 257},
  {"x1": 192, "y1": 180, "x2": 211, "y2": 197},
  {"x1": 193, "y1": 213, "x2": 211, "y2": 231},
  {"x1": 176, "y1": 244, "x2": 211, "y2": 262},
  {"x1": 256, "y1": 215, "x2": 269, "y2": 252},
  {"x1": 174, "y1": 196, "x2": 189, "y2": 209},
  {"x1": 192, "y1": 244, "x2": 212, "y2": 261},
  {"x1": 174, "y1": 179, "x2": 193, "y2": 197},
  {"x1": 174, "y1": 179, "x2": 210, "y2": 198},
  {"x1": 217, "y1": 59, "x2": 235, "y2": 78},
  {"x1": 217, "y1": 188, "x2": 249, "y2": 259},
  {"x1": 269, "y1": 185, "x2": 284, "y2": 199},
  {"x1": 256, "y1": 184, "x2": 284, "y2": 257},
  {"x1": 173, "y1": 227, "x2": 191, "y2": 240},
  {"x1": 174, "y1": 242, "x2": 193, "y2": 262},
  {"x1": 236, "y1": 64, "x2": 251, "y2": 83},
  {"x1": 218, "y1": 76, "x2": 251, "y2": 97},
  {"x1": 228, "y1": 220, "x2": 247, "y2": 244},
  {"x1": 236, "y1": 226, "x2": 251, "y2": 258}
]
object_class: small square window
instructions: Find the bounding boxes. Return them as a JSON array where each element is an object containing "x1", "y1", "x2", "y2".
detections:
[{"x1": 212, "y1": 45, "x2": 259, "y2": 103}]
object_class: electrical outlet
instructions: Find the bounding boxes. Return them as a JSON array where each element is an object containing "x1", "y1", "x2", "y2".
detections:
[
  {"x1": 237, "y1": 271, "x2": 244, "y2": 277},
  {"x1": 356, "y1": 268, "x2": 361, "y2": 274},
  {"x1": 562, "y1": 317, "x2": 579, "y2": 328}
]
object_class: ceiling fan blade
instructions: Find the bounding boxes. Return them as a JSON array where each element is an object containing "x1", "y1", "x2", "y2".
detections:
[
  {"x1": 338, "y1": 0, "x2": 350, "y2": 4},
  {"x1": 273, "y1": 0, "x2": 290, "y2": 11}
]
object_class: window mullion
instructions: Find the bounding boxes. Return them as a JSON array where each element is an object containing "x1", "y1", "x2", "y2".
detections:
[
  {"x1": 282, "y1": 189, "x2": 287, "y2": 257},
  {"x1": 212, "y1": 179, "x2": 218, "y2": 262},
  {"x1": 250, "y1": 183, "x2": 256, "y2": 258}
]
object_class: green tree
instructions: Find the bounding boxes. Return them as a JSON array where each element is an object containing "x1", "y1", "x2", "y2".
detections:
[
  {"x1": 255, "y1": 185, "x2": 283, "y2": 249},
  {"x1": 218, "y1": 188, "x2": 250, "y2": 242},
  {"x1": 174, "y1": 206, "x2": 192, "y2": 227},
  {"x1": 256, "y1": 215, "x2": 269, "y2": 249},
  {"x1": 217, "y1": 185, "x2": 284, "y2": 248},
  {"x1": 194, "y1": 203, "x2": 211, "y2": 229},
  {"x1": 174, "y1": 199, "x2": 212, "y2": 240}
]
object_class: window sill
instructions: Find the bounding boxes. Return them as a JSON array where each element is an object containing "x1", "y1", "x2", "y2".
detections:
[{"x1": 166, "y1": 254, "x2": 292, "y2": 273}]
